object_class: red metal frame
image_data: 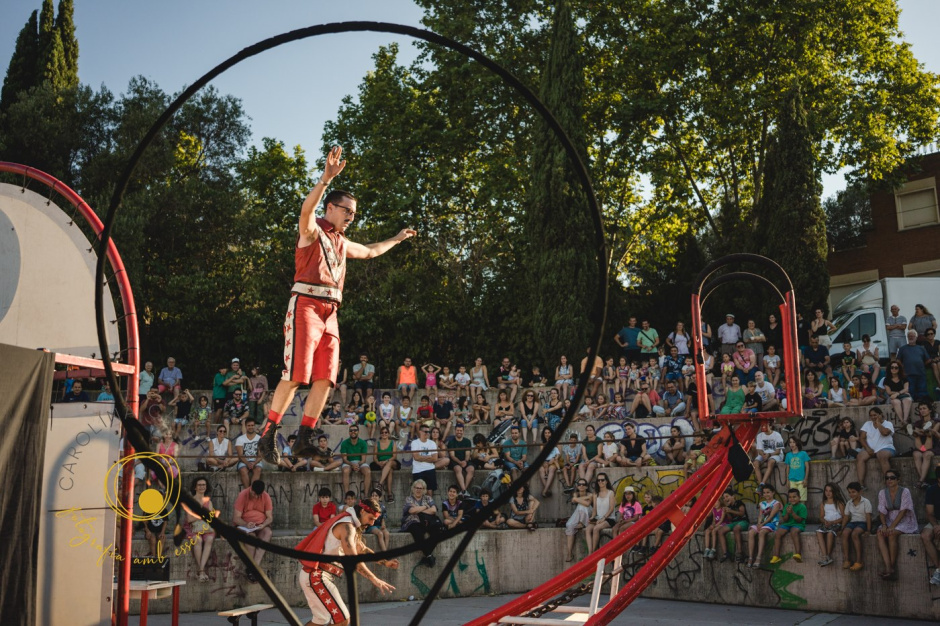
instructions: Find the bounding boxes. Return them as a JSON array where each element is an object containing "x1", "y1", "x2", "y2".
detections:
[
  {"x1": 468, "y1": 255, "x2": 804, "y2": 626},
  {"x1": 0, "y1": 163, "x2": 140, "y2": 626}
]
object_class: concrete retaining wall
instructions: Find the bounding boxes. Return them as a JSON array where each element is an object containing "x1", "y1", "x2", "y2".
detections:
[
  {"x1": 130, "y1": 526, "x2": 940, "y2": 620},
  {"x1": 179, "y1": 455, "x2": 933, "y2": 532}
]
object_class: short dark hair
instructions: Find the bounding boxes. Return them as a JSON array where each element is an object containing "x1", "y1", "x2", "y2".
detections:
[
  {"x1": 324, "y1": 189, "x2": 356, "y2": 207},
  {"x1": 251, "y1": 480, "x2": 265, "y2": 495},
  {"x1": 318, "y1": 487, "x2": 332, "y2": 498},
  {"x1": 788, "y1": 488, "x2": 800, "y2": 497},
  {"x1": 480, "y1": 488, "x2": 492, "y2": 497},
  {"x1": 847, "y1": 481, "x2": 862, "y2": 492},
  {"x1": 344, "y1": 490, "x2": 356, "y2": 499}
]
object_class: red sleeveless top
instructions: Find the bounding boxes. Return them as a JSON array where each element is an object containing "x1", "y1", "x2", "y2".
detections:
[{"x1": 294, "y1": 217, "x2": 347, "y2": 294}]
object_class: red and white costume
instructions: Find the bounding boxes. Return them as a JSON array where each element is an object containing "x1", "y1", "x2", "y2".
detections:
[
  {"x1": 296, "y1": 509, "x2": 359, "y2": 624},
  {"x1": 282, "y1": 217, "x2": 347, "y2": 385}
]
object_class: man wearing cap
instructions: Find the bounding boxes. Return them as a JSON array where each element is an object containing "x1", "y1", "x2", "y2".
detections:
[
  {"x1": 224, "y1": 358, "x2": 249, "y2": 400},
  {"x1": 296, "y1": 497, "x2": 396, "y2": 625},
  {"x1": 259, "y1": 146, "x2": 416, "y2": 464},
  {"x1": 717, "y1": 314, "x2": 742, "y2": 357}
]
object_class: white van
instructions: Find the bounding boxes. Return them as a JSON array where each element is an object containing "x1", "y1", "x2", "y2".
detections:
[{"x1": 827, "y1": 278, "x2": 940, "y2": 362}]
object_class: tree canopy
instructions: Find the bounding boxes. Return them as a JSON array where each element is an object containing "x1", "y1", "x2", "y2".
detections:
[{"x1": 1, "y1": 0, "x2": 938, "y2": 383}]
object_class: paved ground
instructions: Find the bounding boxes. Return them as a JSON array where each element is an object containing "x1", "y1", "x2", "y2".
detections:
[{"x1": 142, "y1": 594, "x2": 936, "y2": 625}]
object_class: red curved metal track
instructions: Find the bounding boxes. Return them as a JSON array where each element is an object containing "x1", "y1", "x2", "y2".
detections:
[
  {"x1": 0, "y1": 162, "x2": 140, "y2": 626},
  {"x1": 469, "y1": 255, "x2": 802, "y2": 626}
]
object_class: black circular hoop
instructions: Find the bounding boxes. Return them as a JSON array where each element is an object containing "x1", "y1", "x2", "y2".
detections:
[{"x1": 94, "y1": 21, "x2": 608, "y2": 626}]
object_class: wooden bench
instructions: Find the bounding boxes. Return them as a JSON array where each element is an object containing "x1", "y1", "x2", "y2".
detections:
[{"x1": 218, "y1": 604, "x2": 274, "y2": 626}]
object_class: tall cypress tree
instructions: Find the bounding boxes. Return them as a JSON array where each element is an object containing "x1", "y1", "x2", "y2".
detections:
[
  {"x1": 523, "y1": 0, "x2": 597, "y2": 365},
  {"x1": 0, "y1": 10, "x2": 40, "y2": 114},
  {"x1": 37, "y1": 0, "x2": 69, "y2": 90},
  {"x1": 56, "y1": 0, "x2": 79, "y2": 88},
  {"x1": 758, "y1": 85, "x2": 830, "y2": 313}
]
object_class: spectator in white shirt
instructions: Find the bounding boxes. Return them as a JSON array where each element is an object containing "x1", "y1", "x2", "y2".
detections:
[
  {"x1": 752, "y1": 371, "x2": 778, "y2": 410},
  {"x1": 856, "y1": 408, "x2": 895, "y2": 485},
  {"x1": 206, "y1": 425, "x2": 236, "y2": 471}
]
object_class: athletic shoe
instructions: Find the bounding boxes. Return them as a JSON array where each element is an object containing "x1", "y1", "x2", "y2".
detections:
[
  {"x1": 292, "y1": 424, "x2": 319, "y2": 457},
  {"x1": 820, "y1": 557, "x2": 833, "y2": 567},
  {"x1": 258, "y1": 421, "x2": 281, "y2": 464},
  {"x1": 769, "y1": 556, "x2": 782, "y2": 564},
  {"x1": 930, "y1": 569, "x2": 940, "y2": 585}
]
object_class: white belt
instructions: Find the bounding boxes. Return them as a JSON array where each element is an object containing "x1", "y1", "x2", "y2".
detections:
[{"x1": 291, "y1": 282, "x2": 342, "y2": 304}]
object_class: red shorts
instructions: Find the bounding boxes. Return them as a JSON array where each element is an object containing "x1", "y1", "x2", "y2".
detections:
[{"x1": 282, "y1": 295, "x2": 339, "y2": 385}]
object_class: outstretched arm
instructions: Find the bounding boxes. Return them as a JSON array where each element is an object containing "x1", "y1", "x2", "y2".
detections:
[
  {"x1": 299, "y1": 146, "x2": 347, "y2": 245},
  {"x1": 337, "y1": 523, "x2": 395, "y2": 593},
  {"x1": 346, "y1": 228, "x2": 417, "y2": 259}
]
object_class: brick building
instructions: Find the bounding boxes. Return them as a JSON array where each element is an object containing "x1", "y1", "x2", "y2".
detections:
[{"x1": 828, "y1": 150, "x2": 940, "y2": 306}]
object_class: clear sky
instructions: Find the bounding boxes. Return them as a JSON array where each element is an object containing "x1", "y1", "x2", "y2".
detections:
[{"x1": 1, "y1": 0, "x2": 938, "y2": 198}]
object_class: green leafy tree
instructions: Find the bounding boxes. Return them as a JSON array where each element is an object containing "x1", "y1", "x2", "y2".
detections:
[
  {"x1": 757, "y1": 86, "x2": 830, "y2": 314},
  {"x1": 824, "y1": 180, "x2": 873, "y2": 253},
  {"x1": 0, "y1": 10, "x2": 40, "y2": 115},
  {"x1": 55, "y1": 0, "x2": 79, "y2": 88},
  {"x1": 523, "y1": 0, "x2": 597, "y2": 366}
]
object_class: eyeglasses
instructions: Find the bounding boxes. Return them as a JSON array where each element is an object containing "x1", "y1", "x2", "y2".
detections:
[
  {"x1": 331, "y1": 203, "x2": 357, "y2": 218},
  {"x1": 218, "y1": 429, "x2": 227, "y2": 433}
]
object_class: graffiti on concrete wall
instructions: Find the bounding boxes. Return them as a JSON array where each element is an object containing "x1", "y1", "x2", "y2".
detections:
[{"x1": 409, "y1": 549, "x2": 490, "y2": 597}]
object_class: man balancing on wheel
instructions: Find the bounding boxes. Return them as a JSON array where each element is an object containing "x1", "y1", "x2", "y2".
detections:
[
  {"x1": 259, "y1": 146, "x2": 416, "y2": 464},
  {"x1": 296, "y1": 497, "x2": 397, "y2": 625}
]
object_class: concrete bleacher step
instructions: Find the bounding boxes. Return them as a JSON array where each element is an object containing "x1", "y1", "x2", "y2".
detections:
[
  {"x1": 168, "y1": 456, "x2": 934, "y2": 534},
  {"x1": 128, "y1": 523, "x2": 940, "y2": 621},
  {"x1": 166, "y1": 403, "x2": 939, "y2": 477}
]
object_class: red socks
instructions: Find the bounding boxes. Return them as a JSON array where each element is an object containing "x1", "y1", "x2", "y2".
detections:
[
  {"x1": 301, "y1": 415, "x2": 320, "y2": 428},
  {"x1": 267, "y1": 410, "x2": 283, "y2": 425}
]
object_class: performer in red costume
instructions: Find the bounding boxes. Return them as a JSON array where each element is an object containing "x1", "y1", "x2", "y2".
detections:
[
  {"x1": 259, "y1": 146, "x2": 416, "y2": 463},
  {"x1": 296, "y1": 497, "x2": 397, "y2": 625}
]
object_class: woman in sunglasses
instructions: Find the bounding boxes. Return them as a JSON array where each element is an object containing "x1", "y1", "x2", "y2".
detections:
[
  {"x1": 876, "y1": 471, "x2": 917, "y2": 581},
  {"x1": 564, "y1": 479, "x2": 594, "y2": 562}
]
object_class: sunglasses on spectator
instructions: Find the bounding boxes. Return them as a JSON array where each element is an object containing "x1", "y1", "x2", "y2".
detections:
[
  {"x1": 577, "y1": 482, "x2": 587, "y2": 486},
  {"x1": 885, "y1": 475, "x2": 898, "y2": 480}
]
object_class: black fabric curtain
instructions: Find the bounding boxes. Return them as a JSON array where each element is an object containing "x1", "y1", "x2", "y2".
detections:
[{"x1": 0, "y1": 344, "x2": 54, "y2": 626}]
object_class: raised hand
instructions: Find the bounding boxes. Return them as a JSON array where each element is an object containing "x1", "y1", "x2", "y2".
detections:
[{"x1": 322, "y1": 145, "x2": 347, "y2": 183}]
